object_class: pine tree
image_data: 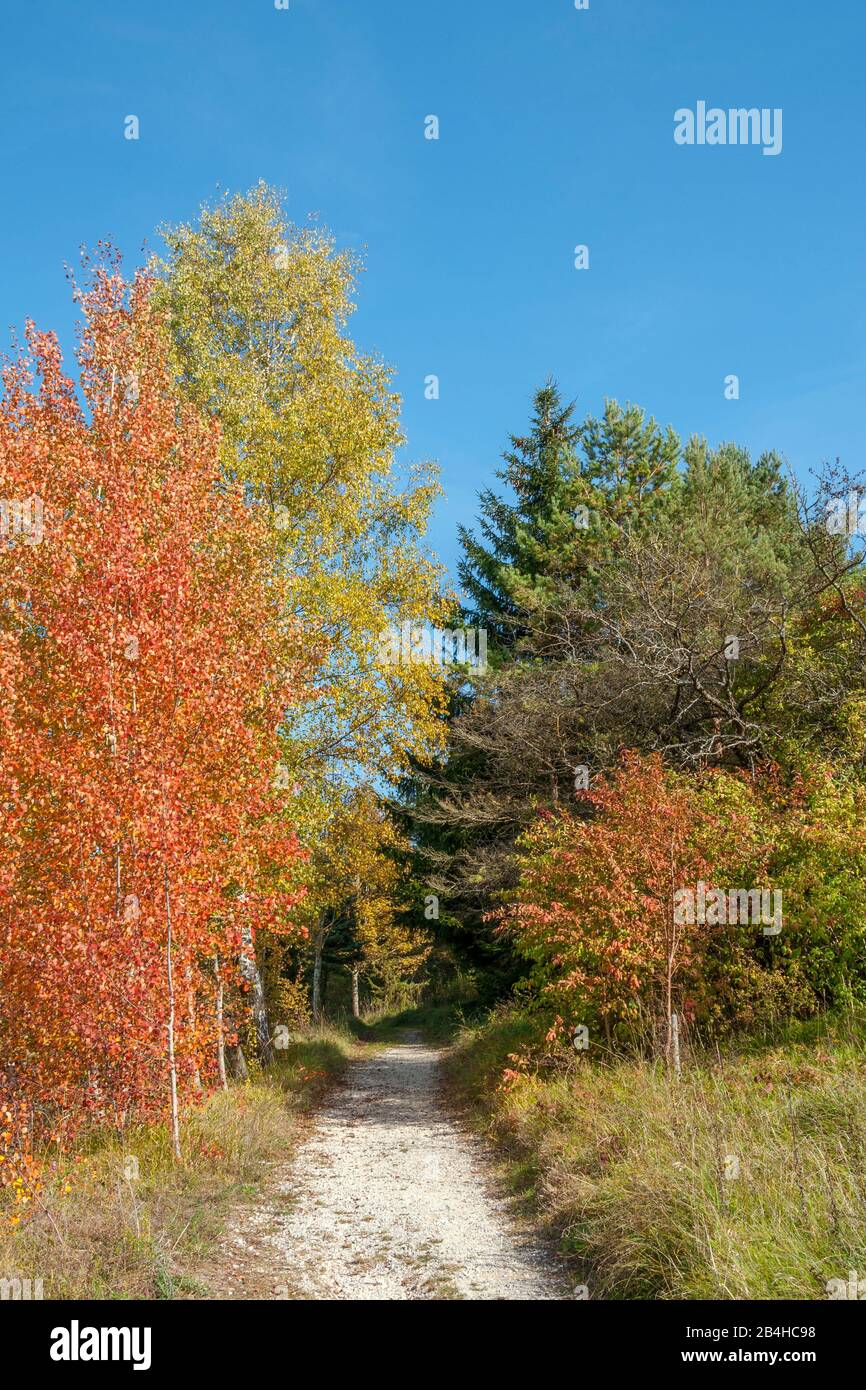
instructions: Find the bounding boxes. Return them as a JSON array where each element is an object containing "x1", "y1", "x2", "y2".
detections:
[
  {"x1": 403, "y1": 385, "x2": 684, "y2": 998},
  {"x1": 457, "y1": 381, "x2": 581, "y2": 650},
  {"x1": 458, "y1": 383, "x2": 681, "y2": 653}
]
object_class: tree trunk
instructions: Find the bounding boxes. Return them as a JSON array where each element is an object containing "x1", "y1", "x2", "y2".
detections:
[
  {"x1": 312, "y1": 918, "x2": 325, "y2": 1023},
  {"x1": 351, "y1": 965, "x2": 360, "y2": 1020},
  {"x1": 240, "y1": 922, "x2": 274, "y2": 1067},
  {"x1": 321, "y1": 963, "x2": 329, "y2": 1015},
  {"x1": 665, "y1": 837, "x2": 679, "y2": 1066},
  {"x1": 665, "y1": 951, "x2": 675, "y2": 1064},
  {"x1": 225, "y1": 1044, "x2": 248, "y2": 1082},
  {"x1": 214, "y1": 955, "x2": 228, "y2": 1091},
  {"x1": 163, "y1": 866, "x2": 181, "y2": 1161},
  {"x1": 187, "y1": 970, "x2": 202, "y2": 1090},
  {"x1": 311, "y1": 934, "x2": 325, "y2": 1023},
  {"x1": 671, "y1": 1010, "x2": 682, "y2": 1078}
]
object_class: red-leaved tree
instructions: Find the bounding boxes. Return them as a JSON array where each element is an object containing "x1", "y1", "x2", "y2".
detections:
[
  {"x1": 495, "y1": 752, "x2": 720, "y2": 1054},
  {"x1": 0, "y1": 261, "x2": 305, "y2": 1176}
]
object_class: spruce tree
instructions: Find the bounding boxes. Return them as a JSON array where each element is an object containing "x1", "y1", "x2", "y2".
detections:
[
  {"x1": 457, "y1": 380, "x2": 581, "y2": 649},
  {"x1": 458, "y1": 382, "x2": 681, "y2": 653}
]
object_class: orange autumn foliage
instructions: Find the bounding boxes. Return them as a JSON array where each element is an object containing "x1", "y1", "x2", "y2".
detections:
[
  {"x1": 494, "y1": 752, "x2": 719, "y2": 1037},
  {"x1": 0, "y1": 260, "x2": 306, "y2": 1192}
]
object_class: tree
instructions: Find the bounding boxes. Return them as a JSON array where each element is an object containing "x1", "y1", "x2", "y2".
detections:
[
  {"x1": 458, "y1": 381, "x2": 582, "y2": 651},
  {"x1": 151, "y1": 183, "x2": 451, "y2": 796},
  {"x1": 289, "y1": 787, "x2": 429, "y2": 1021},
  {"x1": 405, "y1": 389, "x2": 682, "y2": 986},
  {"x1": 496, "y1": 754, "x2": 719, "y2": 1050},
  {"x1": 0, "y1": 259, "x2": 305, "y2": 1162},
  {"x1": 411, "y1": 421, "x2": 866, "y2": 989},
  {"x1": 458, "y1": 386, "x2": 680, "y2": 653},
  {"x1": 498, "y1": 746, "x2": 866, "y2": 1047},
  {"x1": 151, "y1": 185, "x2": 453, "y2": 1021}
]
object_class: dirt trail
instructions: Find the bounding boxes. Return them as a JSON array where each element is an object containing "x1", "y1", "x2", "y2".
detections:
[{"x1": 219, "y1": 1033, "x2": 565, "y2": 1300}]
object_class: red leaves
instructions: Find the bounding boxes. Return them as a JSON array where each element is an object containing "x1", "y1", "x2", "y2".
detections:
[
  {"x1": 496, "y1": 752, "x2": 717, "y2": 1026},
  {"x1": 0, "y1": 261, "x2": 305, "y2": 1187}
]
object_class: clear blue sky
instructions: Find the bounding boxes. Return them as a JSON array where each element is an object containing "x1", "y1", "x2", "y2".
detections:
[{"x1": 2, "y1": 0, "x2": 864, "y2": 587}]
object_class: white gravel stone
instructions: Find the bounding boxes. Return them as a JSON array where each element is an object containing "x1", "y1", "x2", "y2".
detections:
[{"x1": 259, "y1": 1033, "x2": 565, "y2": 1300}]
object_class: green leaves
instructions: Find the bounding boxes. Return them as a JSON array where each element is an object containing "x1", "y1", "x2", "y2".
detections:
[{"x1": 153, "y1": 184, "x2": 451, "y2": 795}]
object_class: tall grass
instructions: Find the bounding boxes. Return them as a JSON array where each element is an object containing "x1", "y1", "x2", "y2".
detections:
[
  {"x1": 0, "y1": 1024, "x2": 354, "y2": 1300},
  {"x1": 444, "y1": 1007, "x2": 866, "y2": 1299}
]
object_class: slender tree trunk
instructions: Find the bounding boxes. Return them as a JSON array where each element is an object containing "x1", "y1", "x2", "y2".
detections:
[
  {"x1": 665, "y1": 837, "x2": 678, "y2": 1066},
  {"x1": 163, "y1": 865, "x2": 181, "y2": 1161},
  {"x1": 312, "y1": 916, "x2": 325, "y2": 1023},
  {"x1": 670, "y1": 1010, "x2": 682, "y2": 1078},
  {"x1": 186, "y1": 970, "x2": 202, "y2": 1090},
  {"x1": 351, "y1": 965, "x2": 360, "y2": 1020},
  {"x1": 240, "y1": 922, "x2": 274, "y2": 1066},
  {"x1": 214, "y1": 955, "x2": 228, "y2": 1091},
  {"x1": 226, "y1": 1044, "x2": 248, "y2": 1082}
]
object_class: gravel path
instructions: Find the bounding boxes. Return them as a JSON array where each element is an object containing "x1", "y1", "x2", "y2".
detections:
[{"x1": 245, "y1": 1033, "x2": 565, "y2": 1300}]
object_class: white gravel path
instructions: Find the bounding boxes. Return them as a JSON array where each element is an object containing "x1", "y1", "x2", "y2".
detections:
[{"x1": 255, "y1": 1034, "x2": 565, "y2": 1300}]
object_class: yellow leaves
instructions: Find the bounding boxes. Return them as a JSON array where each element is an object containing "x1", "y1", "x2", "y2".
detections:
[{"x1": 153, "y1": 184, "x2": 451, "y2": 789}]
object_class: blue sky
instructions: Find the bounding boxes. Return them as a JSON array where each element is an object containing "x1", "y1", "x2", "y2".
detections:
[{"x1": 2, "y1": 0, "x2": 864, "y2": 588}]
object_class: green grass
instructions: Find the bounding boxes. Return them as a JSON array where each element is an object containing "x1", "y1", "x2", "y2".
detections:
[
  {"x1": 443, "y1": 1005, "x2": 866, "y2": 1300},
  {"x1": 0, "y1": 1023, "x2": 355, "y2": 1300},
  {"x1": 350, "y1": 1002, "x2": 464, "y2": 1046}
]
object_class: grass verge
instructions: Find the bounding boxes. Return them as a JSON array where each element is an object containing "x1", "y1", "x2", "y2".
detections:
[
  {"x1": 442, "y1": 1005, "x2": 866, "y2": 1299},
  {"x1": 0, "y1": 1025, "x2": 354, "y2": 1300}
]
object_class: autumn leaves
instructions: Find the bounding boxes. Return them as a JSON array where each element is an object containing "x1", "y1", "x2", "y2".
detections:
[
  {"x1": 1, "y1": 189, "x2": 448, "y2": 1202},
  {"x1": 0, "y1": 264, "x2": 309, "y2": 1190}
]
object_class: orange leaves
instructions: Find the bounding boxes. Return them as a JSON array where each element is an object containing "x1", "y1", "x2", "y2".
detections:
[
  {"x1": 0, "y1": 256, "x2": 306, "y2": 1176},
  {"x1": 497, "y1": 752, "x2": 718, "y2": 1028},
  {"x1": 0, "y1": 1101, "x2": 41, "y2": 1222}
]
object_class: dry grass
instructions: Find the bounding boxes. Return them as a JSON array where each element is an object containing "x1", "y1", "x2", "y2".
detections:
[
  {"x1": 0, "y1": 1025, "x2": 354, "y2": 1300},
  {"x1": 444, "y1": 1007, "x2": 866, "y2": 1299}
]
